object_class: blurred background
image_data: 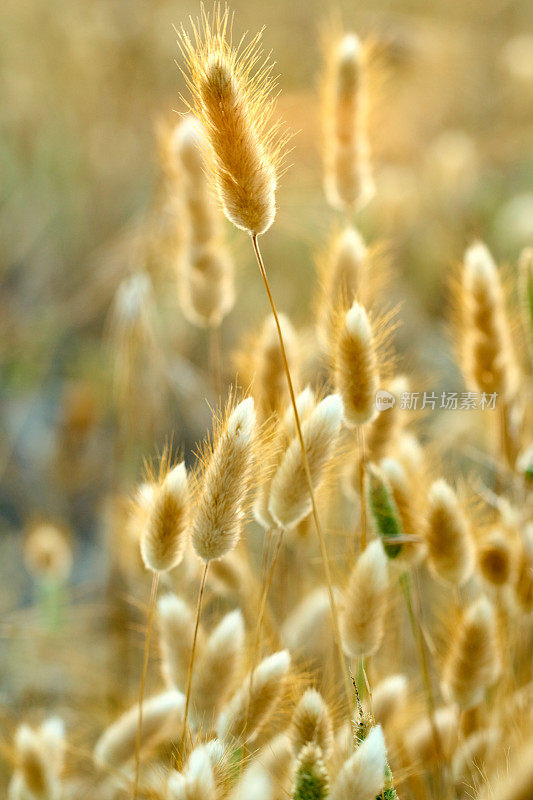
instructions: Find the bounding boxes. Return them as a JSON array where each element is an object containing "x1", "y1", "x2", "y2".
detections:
[{"x1": 0, "y1": 0, "x2": 532, "y2": 738}]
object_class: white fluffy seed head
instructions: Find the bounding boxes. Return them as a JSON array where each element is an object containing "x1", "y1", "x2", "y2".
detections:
[
  {"x1": 158, "y1": 593, "x2": 204, "y2": 690},
  {"x1": 269, "y1": 394, "x2": 343, "y2": 529},
  {"x1": 192, "y1": 609, "x2": 245, "y2": 719},
  {"x1": 94, "y1": 690, "x2": 185, "y2": 768},
  {"x1": 340, "y1": 540, "x2": 389, "y2": 658},
  {"x1": 291, "y1": 688, "x2": 333, "y2": 759},
  {"x1": 217, "y1": 650, "x2": 291, "y2": 745},
  {"x1": 371, "y1": 674, "x2": 408, "y2": 727},
  {"x1": 464, "y1": 241, "x2": 498, "y2": 288},
  {"x1": 330, "y1": 725, "x2": 387, "y2": 800}
]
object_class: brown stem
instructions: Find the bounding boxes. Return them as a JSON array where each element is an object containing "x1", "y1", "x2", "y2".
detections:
[
  {"x1": 132, "y1": 571, "x2": 159, "y2": 800},
  {"x1": 357, "y1": 426, "x2": 368, "y2": 552},
  {"x1": 251, "y1": 233, "x2": 352, "y2": 713},
  {"x1": 180, "y1": 561, "x2": 209, "y2": 749}
]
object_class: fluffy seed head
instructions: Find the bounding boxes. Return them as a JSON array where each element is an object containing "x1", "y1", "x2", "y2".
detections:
[
  {"x1": 459, "y1": 241, "x2": 518, "y2": 398},
  {"x1": 406, "y1": 706, "x2": 458, "y2": 765},
  {"x1": 255, "y1": 313, "x2": 300, "y2": 422},
  {"x1": 291, "y1": 689, "x2": 334, "y2": 759},
  {"x1": 478, "y1": 529, "x2": 513, "y2": 586},
  {"x1": 380, "y1": 457, "x2": 426, "y2": 565},
  {"x1": 192, "y1": 609, "x2": 245, "y2": 720},
  {"x1": 323, "y1": 32, "x2": 375, "y2": 212},
  {"x1": 330, "y1": 725, "x2": 387, "y2": 800},
  {"x1": 335, "y1": 301, "x2": 379, "y2": 426},
  {"x1": 318, "y1": 226, "x2": 368, "y2": 347},
  {"x1": 140, "y1": 462, "x2": 189, "y2": 572},
  {"x1": 174, "y1": 116, "x2": 235, "y2": 328},
  {"x1": 24, "y1": 523, "x2": 72, "y2": 582},
  {"x1": 192, "y1": 397, "x2": 256, "y2": 561},
  {"x1": 158, "y1": 593, "x2": 205, "y2": 690},
  {"x1": 442, "y1": 596, "x2": 501, "y2": 708},
  {"x1": 340, "y1": 539, "x2": 388, "y2": 658},
  {"x1": 293, "y1": 743, "x2": 329, "y2": 800},
  {"x1": 177, "y1": 6, "x2": 284, "y2": 235},
  {"x1": 268, "y1": 394, "x2": 342, "y2": 529},
  {"x1": 94, "y1": 690, "x2": 185, "y2": 767},
  {"x1": 12, "y1": 720, "x2": 65, "y2": 799},
  {"x1": 426, "y1": 479, "x2": 474, "y2": 586},
  {"x1": 367, "y1": 376, "x2": 408, "y2": 462},
  {"x1": 371, "y1": 674, "x2": 408, "y2": 727},
  {"x1": 282, "y1": 586, "x2": 340, "y2": 666},
  {"x1": 217, "y1": 650, "x2": 291, "y2": 744}
]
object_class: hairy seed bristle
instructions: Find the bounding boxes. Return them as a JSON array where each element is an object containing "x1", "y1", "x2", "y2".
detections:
[
  {"x1": 330, "y1": 725, "x2": 387, "y2": 800},
  {"x1": 291, "y1": 689, "x2": 334, "y2": 759},
  {"x1": 340, "y1": 539, "x2": 388, "y2": 658},
  {"x1": 192, "y1": 397, "x2": 256, "y2": 562},
  {"x1": 177, "y1": 6, "x2": 284, "y2": 235},
  {"x1": 140, "y1": 462, "x2": 189, "y2": 573},
  {"x1": 323, "y1": 33, "x2": 375, "y2": 212},
  {"x1": 217, "y1": 650, "x2": 291, "y2": 745},
  {"x1": 442, "y1": 596, "x2": 501, "y2": 708},
  {"x1": 268, "y1": 394, "x2": 343, "y2": 529},
  {"x1": 426, "y1": 478, "x2": 475, "y2": 586},
  {"x1": 335, "y1": 301, "x2": 379, "y2": 426},
  {"x1": 94, "y1": 690, "x2": 185, "y2": 767}
]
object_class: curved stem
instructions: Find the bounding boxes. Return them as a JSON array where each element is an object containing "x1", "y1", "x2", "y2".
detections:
[
  {"x1": 250, "y1": 234, "x2": 353, "y2": 713},
  {"x1": 180, "y1": 561, "x2": 209, "y2": 750},
  {"x1": 132, "y1": 571, "x2": 159, "y2": 800}
]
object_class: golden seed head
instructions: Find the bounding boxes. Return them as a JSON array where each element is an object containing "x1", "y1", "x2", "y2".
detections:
[
  {"x1": 192, "y1": 397, "x2": 256, "y2": 562},
  {"x1": 291, "y1": 689, "x2": 334, "y2": 759},
  {"x1": 335, "y1": 301, "x2": 379, "y2": 426},
  {"x1": 192, "y1": 609, "x2": 245, "y2": 720},
  {"x1": 426, "y1": 479, "x2": 474, "y2": 586},
  {"x1": 442, "y1": 596, "x2": 501, "y2": 709},
  {"x1": 94, "y1": 690, "x2": 185, "y2": 768},
  {"x1": 268, "y1": 394, "x2": 343, "y2": 529},
  {"x1": 478, "y1": 528, "x2": 513, "y2": 586},
  {"x1": 178, "y1": 6, "x2": 284, "y2": 235},
  {"x1": 340, "y1": 539, "x2": 388, "y2": 659},
  {"x1": 323, "y1": 33, "x2": 375, "y2": 212},
  {"x1": 140, "y1": 462, "x2": 189, "y2": 573},
  {"x1": 406, "y1": 706, "x2": 458, "y2": 765},
  {"x1": 217, "y1": 650, "x2": 291, "y2": 745},
  {"x1": 370, "y1": 673, "x2": 408, "y2": 727},
  {"x1": 459, "y1": 241, "x2": 518, "y2": 398}
]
